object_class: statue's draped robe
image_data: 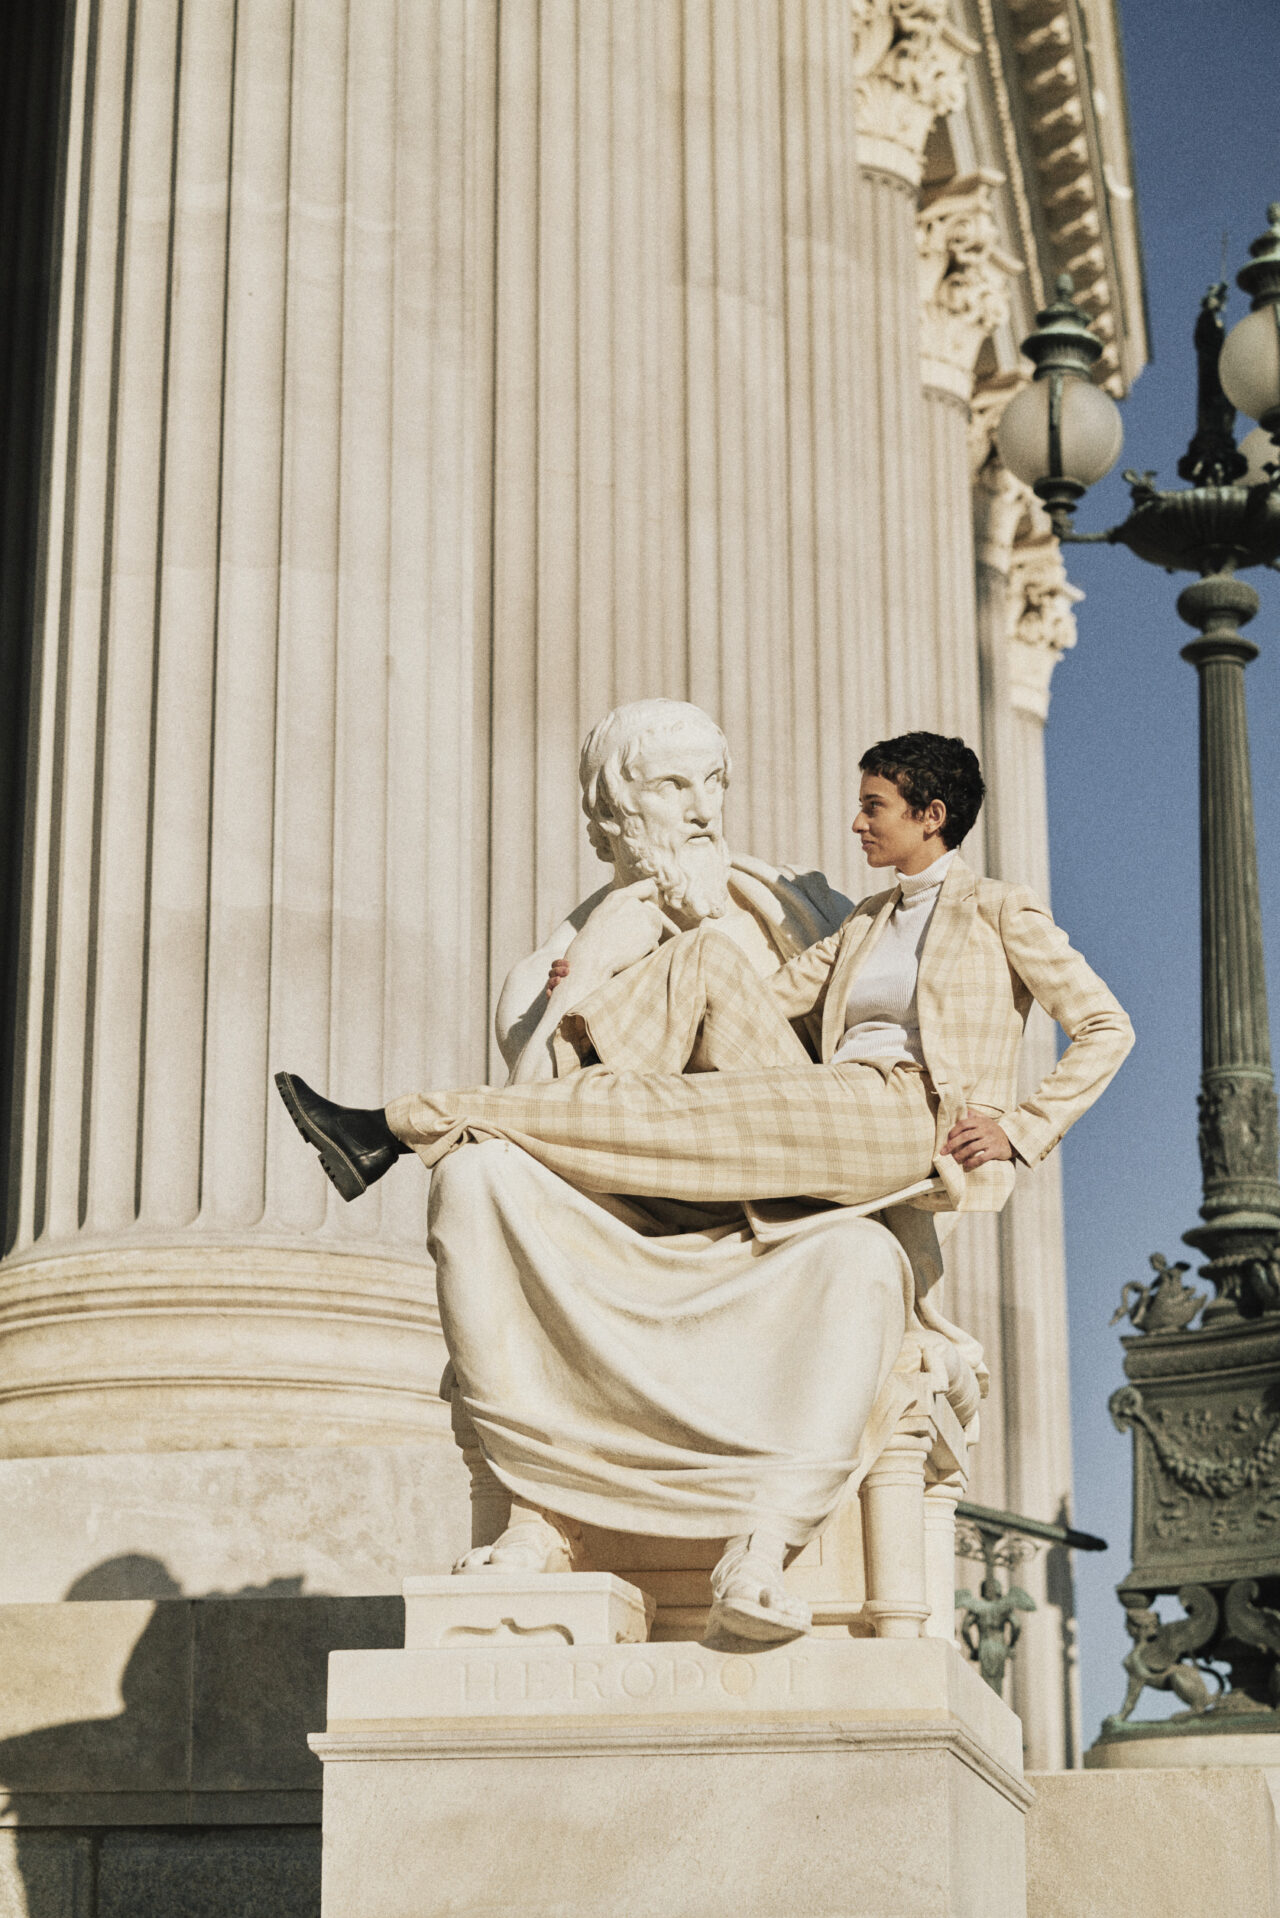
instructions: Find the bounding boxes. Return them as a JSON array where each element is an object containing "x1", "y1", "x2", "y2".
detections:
[{"x1": 432, "y1": 859, "x2": 983, "y2": 1545}]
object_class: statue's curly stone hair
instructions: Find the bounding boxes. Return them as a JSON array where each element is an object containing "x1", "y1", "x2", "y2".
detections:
[
  {"x1": 578, "y1": 699, "x2": 732, "y2": 864},
  {"x1": 858, "y1": 732, "x2": 984, "y2": 849}
]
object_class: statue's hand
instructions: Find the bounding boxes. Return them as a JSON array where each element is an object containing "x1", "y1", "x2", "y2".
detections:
[
  {"x1": 512, "y1": 882, "x2": 670, "y2": 1084},
  {"x1": 561, "y1": 880, "x2": 669, "y2": 988}
]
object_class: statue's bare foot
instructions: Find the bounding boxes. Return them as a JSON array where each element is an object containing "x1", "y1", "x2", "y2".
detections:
[
  {"x1": 707, "y1": 1528, "x2": 811, "y2": 1643},
  {"x1": 453, "y1": 1506, "x2": 575, "y2": 1575}
]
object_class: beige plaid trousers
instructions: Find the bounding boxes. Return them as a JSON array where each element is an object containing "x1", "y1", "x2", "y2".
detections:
[{"x1": 386, "y1": 925, "x2": 938, "y2": 1207}]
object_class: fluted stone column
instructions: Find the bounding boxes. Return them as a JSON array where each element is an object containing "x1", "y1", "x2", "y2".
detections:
[
  {"x1": 973, "y1": 427, "x2": 1085, "y2": 1767},
  {"x1": 917, "y1": 172, "x2": 1020, "y2": 748},
  {"x1": 911, "y1": 174, "x2": 1021, "y2": 1510},
  {"x1": 0, "y1": 0, "x2": 889, "y2": 1591},
  {"x1": 1, "y1": 0, "x2": 495, "y2": 1465},
  {"x1": 850, "y1": 0, "x2": 976, "y2": 744},
  {"x1": 487, "y1": 0, "x2": 872, "y2": 1001}
]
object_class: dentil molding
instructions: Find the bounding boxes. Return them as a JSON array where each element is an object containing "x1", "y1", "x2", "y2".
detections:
[{"x1": 1005, "y1": 0, "x2": 1125, "y2": 389}]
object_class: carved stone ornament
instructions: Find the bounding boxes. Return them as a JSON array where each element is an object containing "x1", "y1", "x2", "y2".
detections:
[
  {"x1": 1110, "y1": 1254, "x2": 1207, "y2": 1337},
  {"x1": 1198, "y1": 1074, "x2": 1280, "y2": 1190},
  {"x1": 968, "y1": 372, "x2": 1029, "y2": 481},
  {"x1": 1103, "y1": 1585, "x2": 1218, "y2": 1726},
  {"x1": 1004, "y1": 537, "x2": 1083, "y2": 720},
  {"x1": 1109, "y1": 1384, "x2": 1280, "y2": 1503},
  {"x1": 917, "y1": 172, "x2": 1023, "y2": 401},
  {"x1": 955, "y1": 1576, "x2": 1036, "y2": 1695},
  {"x1": 973, "y1": 461, "x2": 1037, "y2": 580},
  {"x1": 1223, "y1": 1579, "x2": 1280, "y2": 1710},
  {"x1": 851, "y1": 0, "x2": 979, "y2": 186}
]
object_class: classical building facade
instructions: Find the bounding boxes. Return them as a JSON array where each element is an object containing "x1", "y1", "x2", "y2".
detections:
[{"x1": 0, "y1": 0, "x2": 1145, "y2": 1882}]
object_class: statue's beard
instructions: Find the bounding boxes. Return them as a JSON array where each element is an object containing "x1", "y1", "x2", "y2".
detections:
[{"x1": 618, "y1": 818, "x2": 732, "y2": 922}]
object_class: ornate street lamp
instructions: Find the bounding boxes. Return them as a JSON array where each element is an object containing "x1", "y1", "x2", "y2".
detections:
[{"x1": 998, "y1": 209, "x2": 1280, "y2": 1751}]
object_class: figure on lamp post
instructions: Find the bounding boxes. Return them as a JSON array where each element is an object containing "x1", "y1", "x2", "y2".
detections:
[{"x1": 998, "y1": 205, "x2": 1280, "y2": 1743}]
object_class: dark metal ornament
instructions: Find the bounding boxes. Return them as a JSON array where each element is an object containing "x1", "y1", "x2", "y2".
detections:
[{"x1": 1036, "y1": 224, "x2": 1280, "y2": 1752}]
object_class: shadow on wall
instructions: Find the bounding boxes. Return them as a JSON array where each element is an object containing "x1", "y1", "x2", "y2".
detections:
[{"x1": 0, "y1": 1554, "x2": 402, "y2": 1918}]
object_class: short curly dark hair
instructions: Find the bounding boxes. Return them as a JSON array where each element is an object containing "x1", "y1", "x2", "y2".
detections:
[{"x1": 858, "y1": 733, "x2": 985, "y2": 849}]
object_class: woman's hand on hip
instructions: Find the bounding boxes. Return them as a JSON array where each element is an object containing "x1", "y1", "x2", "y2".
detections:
[{"x1": 943, "y1": 1109, "x2": 1014, "y2": 1171}]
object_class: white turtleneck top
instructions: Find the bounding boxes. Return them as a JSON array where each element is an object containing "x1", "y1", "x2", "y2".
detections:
[{"x1": 830, "y1": 848, "x2": 956, "y2": 1069}]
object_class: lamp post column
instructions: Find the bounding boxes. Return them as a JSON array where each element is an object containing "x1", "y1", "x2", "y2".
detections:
[{"x1": 1178, "y1": 572, "x2": 1280, "y2": 1307}]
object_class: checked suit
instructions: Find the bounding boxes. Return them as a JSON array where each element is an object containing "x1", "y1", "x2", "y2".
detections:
[{"x1": 386, "y1": 857, "x2": 1133, "y2": 1219}]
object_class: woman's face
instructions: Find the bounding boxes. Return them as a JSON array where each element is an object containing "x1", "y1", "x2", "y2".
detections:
[{"x1": 852, "y1": 774, "x2": 947, "y2": 874}]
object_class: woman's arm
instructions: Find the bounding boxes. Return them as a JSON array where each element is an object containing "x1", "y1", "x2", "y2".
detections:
[{"x1": 995, "y1": 888, "x2": 1135, "y2": 1167}]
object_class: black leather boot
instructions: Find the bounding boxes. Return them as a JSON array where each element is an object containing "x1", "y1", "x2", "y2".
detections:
[{"x1": 274, "y1": 1072, "x2": 408, "y2": 1202}]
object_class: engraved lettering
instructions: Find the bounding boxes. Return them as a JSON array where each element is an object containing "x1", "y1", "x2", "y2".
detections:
[
  {"x1": 571, "y1": 1660, "x2": 605, "y2": 1701},
  {"x1": 462, "y1": 1659, "x2": 498, "y2": 1704},
  {"x1": 620, "y1": 1659, "x2": 658, "y2": 1698},
  {"x1": 523, "y1": 1659, "x2": 570, "y2": 1704},
  {"x1": 718, "y1": 1658, "x2": 757, "y2": 1698}
]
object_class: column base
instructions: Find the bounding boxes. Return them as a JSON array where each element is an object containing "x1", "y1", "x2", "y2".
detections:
[
  {"x1": 0, "y1": 1242, "x2": 448, "y2": 1456},
  {"x1": 0, "y1": 1439, "x2": 469, "y2": 1603},
  {"x1": 311, "y1": 1584, "x2": 1029, "y2": 1918}
]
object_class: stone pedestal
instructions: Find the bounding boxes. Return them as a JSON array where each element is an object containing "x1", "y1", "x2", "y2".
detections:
[
  {"x1": 1085, "y1": 1726, "x2": 1280, "y2": 1769},
  {"x1": 1026, "y1": 1768, "x2": 1280, "y2": 1918},
  {"x1": 310, "y1": 1579, "x2": 1030, "y2": 1918}
]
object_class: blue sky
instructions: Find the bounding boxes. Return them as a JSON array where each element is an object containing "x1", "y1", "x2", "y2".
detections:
[{"x1": 1045, "y1": 0, "x2": 1280, "y2": 1745}]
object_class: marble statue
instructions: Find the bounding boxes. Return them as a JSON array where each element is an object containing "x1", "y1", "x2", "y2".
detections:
[
  {"x1": 419, "y1": 702, "x2": 981, "y2": 1641},
  {"x1": 495, "y1": 699, "x2": 854, "y2": 1082},
  {"x1": 276, "y1": 706, "x2": 1135, "y2": 1638}
]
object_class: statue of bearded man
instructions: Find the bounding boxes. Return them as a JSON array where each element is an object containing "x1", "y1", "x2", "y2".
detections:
[
  {"x1": 496, "y1": 699, "x2": 853, "y2": 1082},
  {"x1": 434, "y1": 699, "x2": 976, "y2": 1640}
]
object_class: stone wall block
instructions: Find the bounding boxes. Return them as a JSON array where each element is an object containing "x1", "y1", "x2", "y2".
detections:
[{"x1": 97, "y1": 1829, "x2": 321, "y2": 1918}]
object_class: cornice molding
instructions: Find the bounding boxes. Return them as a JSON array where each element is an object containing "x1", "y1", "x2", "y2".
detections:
[{"x1": 1003, "y1": 0, "x2": 1130, "y2": 391}]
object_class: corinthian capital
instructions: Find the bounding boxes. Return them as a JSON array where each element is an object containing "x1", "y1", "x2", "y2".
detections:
[
  {"x1": 853, "y1": 0, "x2": 979, "y2": 186},
  {"x1": 1006, "y1": 537, "x2": 1084, "y2": 721},
  {"x1": 968, "y1": 371, "x2": 1028, "y2": 480},
  {"x1": 917, "y1": 173, "x2": 1023, "y2": 401},
  {"x1": 974, "y1": 460, "x2": 1036, "y2": 573}
]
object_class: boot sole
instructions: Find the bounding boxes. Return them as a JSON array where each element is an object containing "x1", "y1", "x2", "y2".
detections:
[{"x1": 274, "y1": 1071, "x2": 368, "y2": 1203}]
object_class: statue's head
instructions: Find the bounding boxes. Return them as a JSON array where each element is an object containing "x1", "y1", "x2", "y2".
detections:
[{"x1": 579, "y1": 699, "x2": 733, "y2": 921}]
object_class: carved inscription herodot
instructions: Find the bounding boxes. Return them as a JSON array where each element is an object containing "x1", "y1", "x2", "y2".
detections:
[{"x1": 455, "y1": 1649, "x2": 809, "y2": 1711}]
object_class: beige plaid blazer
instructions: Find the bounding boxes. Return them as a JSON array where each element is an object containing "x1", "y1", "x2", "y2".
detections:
[{"x1": 768, "y1": 856, "x2": 1133, "y2": 1213}]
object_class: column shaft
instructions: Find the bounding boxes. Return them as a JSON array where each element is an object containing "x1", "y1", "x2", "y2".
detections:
[
  {"x1": 1182, "y1": 607, "x2": 1280, "y2": 1233},
  {"x1": 487, "y1": 0, "x2": 871, "y2": 1024},
  {"x1": 974, "y1": 464, "x2": 1081, "y2": 1769},
  {"x1": 2, "y1": 0, "x2": 494, "y2": 1454},
  {"x1": 854, "y1": 166, "x2": 933, "y2": 742}
]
